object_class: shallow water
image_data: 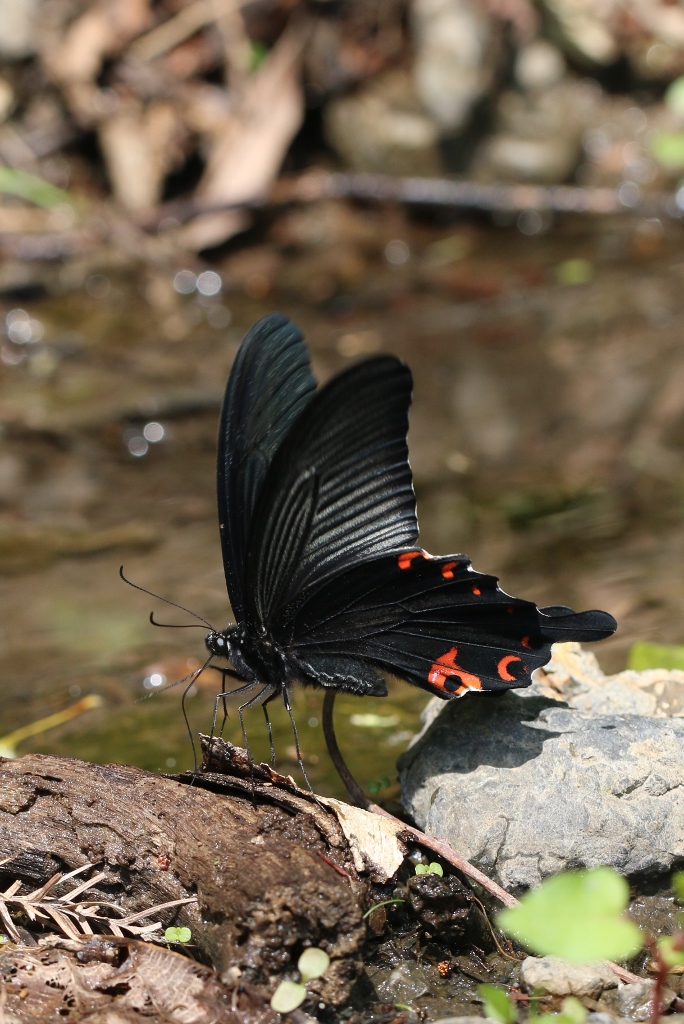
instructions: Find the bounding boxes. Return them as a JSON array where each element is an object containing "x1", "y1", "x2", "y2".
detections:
[{"x1": 2, "y1": 209, "x2": 684, "y2": 799}]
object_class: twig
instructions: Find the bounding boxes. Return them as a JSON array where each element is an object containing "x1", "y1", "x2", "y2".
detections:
[
  {"x1": 315, "y1": 850, "x2": 351, "y2": 879},
  {"x1": 321, "y1": 691, "x2": 642, "y2": 985},
  {"x1": 144, "y1": 168, "x2": 684, "y2": 230},
  {"x1": 129, "y1": 0, "x2": 216, "y2": 62}
]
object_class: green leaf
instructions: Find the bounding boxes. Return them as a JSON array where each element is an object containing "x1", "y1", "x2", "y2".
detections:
[
  {"x1": 628, "y1": 641, "x2": 684, "y2": 672},
  {"x1": 0, "y1": 166, "x2": 73, "y2": 208},
  {"x1": 673, "y1": 871, "x2": 684, "y2": 901},
  {"x1": 497, "y1": 867, "x2": 643, "y2": 963},
  {"x1": 249, "y1": 41, "x2": 268, "y2": 72},
  {"x1": 560, "y1": 997, "x2": 588, "y2": 1024},
  {"x1": 556, "y1": 259, "x2": 593, "y2": 287},
  {"x1": 298, "y1": 947, "x2": 329, "y2": 983},
  {"x1": 428, "y1": 862, "x2": 443, "y2": 877},
  {"x1": 378, "y1": 774, "x2": 391, "y2": 789},
  {"x1": 658, "y1": 935, "x2": 684, "y2": 970},
  {"x1": 271, "y1": 981, "x2": 306, "y2": 1013},
  {"x1": 367, "y1": 779, "x2": 380, "y2": 794},
  {"x1": 164, "y1": 926, "x2": 191, "y2": 943},
  {"x1": 665, "y1": 76, "x2": 684, "y2": 116},
  {"x1": 531, "y1": 1004, "x2": 586, "y2": 1024},
  {"x1": 650, "y1": 133, "x2": 684, "y2": 171},
  {"x1": 415, "y1": 863, "x2": 429, "y2": 875},
  {"x1": 478, "y1": 984, "x2": 517, "y2": 1024}
]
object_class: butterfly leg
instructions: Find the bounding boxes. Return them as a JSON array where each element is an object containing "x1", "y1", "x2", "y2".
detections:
[
  {"x1": 282, "y1": 683, "x2": 317, "y2": 798},
  {"x1": 180, "y1": 653, "x2": 214, "y2": 773},
  {"x1": 261, "y1": 689, "x2": 279, "y2": 769},
  {"x1": 210, "y1": 673, "x2": 255, "y2": 739},
  {"x1": 237, "y1": 684, "x2": 272, "y2": 764}
]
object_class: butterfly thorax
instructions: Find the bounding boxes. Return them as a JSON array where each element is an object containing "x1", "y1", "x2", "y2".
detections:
[{"x1": 205, "y1": 625, "x2": 287, "y2": 687}]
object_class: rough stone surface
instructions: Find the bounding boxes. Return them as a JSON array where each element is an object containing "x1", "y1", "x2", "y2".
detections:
[
  {"x1": 373, "y1": 961, "x2": 431, "y2": 1002},
  {"x1": 616, "y1": 979, "x2": 675, "y2": 1021},
  {"x1": 399, "y1": 645, "x2": 684, "y2": 889},
  {"x1": 520, "y1": 956, "x2": 617, "y2": 998}
]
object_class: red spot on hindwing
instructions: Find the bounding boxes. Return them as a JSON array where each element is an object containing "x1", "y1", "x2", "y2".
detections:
[
  {"x1": 521, "y1": 635, "x2": 531, "y2": 648},
  {"x1": 441, "y1": 561, "x2": 458, "y2": 579},
  {"x1": 472, "y1": 586, "x2": 481, "y2": 596},
  {"x1": 398, "y1": 550, "x2": 429, "y2": 570},
  {"x1": 428, "y1": 647, "x2": 483, "y2": 696},
  {"x1": 497, "y1": 655, "x2": 525, "y2": 681}
]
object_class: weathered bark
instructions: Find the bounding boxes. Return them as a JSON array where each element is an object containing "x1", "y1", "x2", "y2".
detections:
[{"x1": 0, "y1": 742, "x2": 368, "y2": 1009}]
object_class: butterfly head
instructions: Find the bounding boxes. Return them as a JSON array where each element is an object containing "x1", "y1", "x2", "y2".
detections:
[{"x1": 205, "y1": 627, "x2": 237, "y2": 660}]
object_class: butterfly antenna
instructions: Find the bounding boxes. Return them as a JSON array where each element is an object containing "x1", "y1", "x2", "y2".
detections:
[
  {"x1": 150, "y1": 613, "x2": 208, "y2": 629},
  {"x1": 119, "y1": 566, "x2": 214, "y2": 629}
]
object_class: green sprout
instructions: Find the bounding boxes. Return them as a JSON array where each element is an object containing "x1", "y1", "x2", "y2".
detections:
[
  {"x1": 270, "y1": 948, "x2": 330, "y2": 1013},
  {"x1": 0, "y1": 166, "x2": 74, "y2": 209},
  {"x1": 367, "y1": 774, "x2": 391, "y2": 795},
  {"x1": 165, "y1": 926, "x2": 192, "y2": 944},
  {"x1": 414, "y1": 862, "x2": 443, "y2": 877}
]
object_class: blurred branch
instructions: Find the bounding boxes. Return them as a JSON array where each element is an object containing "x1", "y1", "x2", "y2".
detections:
[
  {"x1": 129, "y1": 0, "x2": 217, "y2": 62},
  {"x1": 145, "y1": 168, "x2": 684, "y2": 229}
]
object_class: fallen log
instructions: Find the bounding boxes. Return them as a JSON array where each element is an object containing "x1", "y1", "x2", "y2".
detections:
[{"x1": 0, "y1": 746, "x2": 368, "y2": 1008}]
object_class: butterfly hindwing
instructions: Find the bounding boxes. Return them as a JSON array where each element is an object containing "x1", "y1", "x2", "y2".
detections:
[
  {"x1": 280, "y1": 550, "x2": 617, "y2": 699},
  {"x1": 245, "y1": 355, "x2": 419, "y2": 627},
  {"x1": 217, "y1": 313, "x2": 317, "y2": 621}
]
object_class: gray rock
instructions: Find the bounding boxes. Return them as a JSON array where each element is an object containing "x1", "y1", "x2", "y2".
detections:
[
  {"x1": 324, "y1": 70, "x2": 442, "y2": 176},
  {"x1": 373, "y1": 961, "x2": 432, "y2": 1002},
  {"x1": 520, "y1": 956, "x2": 617, "y2": 998},
  {"x1": 411, "y1": 0, "x2": 494, "y2": 132},
  {"x1": 616, "y1": 979, "x2": 675, "y2": 1021},
  {"x1": 430, "y1": 1019, "x2": 489, "y2": 1024},
  {"x1": 399, "y1": 689, "x2": 684, "y2": 890},
  {"x1": 0, "y1": 0, "x2": 38, "y2": 59},
  {"x1": 515, "y1": 41, "x2": 567, "y2": 92}
]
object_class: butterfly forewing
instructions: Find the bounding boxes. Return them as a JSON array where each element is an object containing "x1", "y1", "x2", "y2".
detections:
[
  {"x1": 217, "y1": 314, "x2": 317, "y2": 620},
  {"x1": 245, "y1": 356, "x2": 419, "y2": 627}
]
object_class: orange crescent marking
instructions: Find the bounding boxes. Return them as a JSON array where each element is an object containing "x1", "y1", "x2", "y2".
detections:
[
  {"x1": 441, "y1": 561, "x2": 458, "y2": 579},
  {"x1": 398, "y1": 551, "x2": 424, "y2": 570},
  {"x1": 521, "y1": 635, "x2": 531, "y2": 648},
  {"x1": 498, "y1": 655, "x2": 523, "y2": 681},
  {"x1": 472, "y1": 586, "x2": 481, "y2": 596},
  {"x1": 428, "y1": 646, "x2": 482, "y2": 696}
]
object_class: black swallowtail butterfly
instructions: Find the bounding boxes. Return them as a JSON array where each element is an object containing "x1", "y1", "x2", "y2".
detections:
[{"x1": 197, "y1": 312, "x2": 616, "y2": 781}]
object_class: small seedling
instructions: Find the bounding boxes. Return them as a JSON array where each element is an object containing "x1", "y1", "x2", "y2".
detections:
[
  {"x1": 414, "y1": 862, "x2": 443, "y2": 877},
  {"x1": 498, "y1": 867, "x2": 642, "y2": 963},
  {"x1": 165, "y1": 926, "x2": 192, "y2": 944},
  {"x1": 367, "y1": 775, "x2": 391, "y2": 795},
  {"x1": 270, "y1": 948, "x2": 330, "y2": 1013}
]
